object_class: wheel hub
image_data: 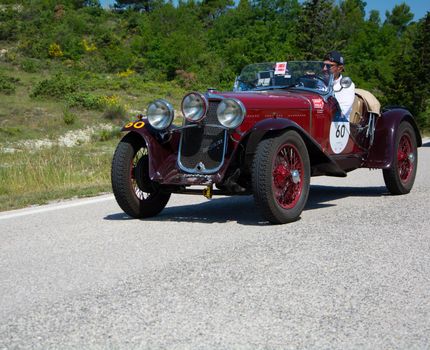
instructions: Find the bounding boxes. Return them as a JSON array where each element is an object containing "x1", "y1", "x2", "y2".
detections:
[{"x1": 291, "y1": 169, "x2": 300, "y2": 184}]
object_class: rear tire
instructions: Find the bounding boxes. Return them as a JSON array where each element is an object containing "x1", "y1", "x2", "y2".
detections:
[
  {"x1": 111, "y1": 133, "x2": 171, "y2": 218},
  {"x1": 383, "y1": 121, "x2": 418, "y2": 195},
  {"x1": 252, "y1": 130, "x2": 310, "y2": 224}
]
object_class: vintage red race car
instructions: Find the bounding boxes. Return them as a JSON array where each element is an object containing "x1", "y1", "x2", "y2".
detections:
[{"x1": 111, "y1": 61, "x2": 422, "y2": 224}]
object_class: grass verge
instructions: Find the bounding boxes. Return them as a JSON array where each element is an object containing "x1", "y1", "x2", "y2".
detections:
[
  {"x1": 0, "y1": 57, "x2": 189, "y2": 211},
  {"x1": 0, "y1": 140, "x2": 117, "y2": 211}
]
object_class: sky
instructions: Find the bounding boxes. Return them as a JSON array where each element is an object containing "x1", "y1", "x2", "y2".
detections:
[
  {"x1": 99, "y1": 0, "x2": 430, "y2": 21},
  {"x1": 364, "y1": 0, "x2": 429, "y2": 21}
]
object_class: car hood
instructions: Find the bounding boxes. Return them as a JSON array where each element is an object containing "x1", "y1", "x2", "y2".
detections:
[{"x1": 209, "y1": 90, "x2": 321, "y2": 110}]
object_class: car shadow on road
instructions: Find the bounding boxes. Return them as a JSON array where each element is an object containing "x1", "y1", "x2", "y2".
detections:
[
  {"x1": 306, "y1": 185, "x2": 387, "y2": 210},
  {"x1": 105, "y1": 195, "x2": 263, "y2": 225},
  {"x1": 104, "y1": 185, "x2": 388, "y2": 226}
]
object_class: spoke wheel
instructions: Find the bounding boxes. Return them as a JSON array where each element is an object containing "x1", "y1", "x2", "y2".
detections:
[
  {"x1": 111, "y1": 133, "x2": 171, "y2": 218},
  {"x1": 273, "y1": 144, "x2": 304, "y2": 209},
  {"x1": 253, "y1": 130, "x2": 310, "y2": 224},
  {"x1": 383, "y1": 122, "x2": 418, "y2": 195}
]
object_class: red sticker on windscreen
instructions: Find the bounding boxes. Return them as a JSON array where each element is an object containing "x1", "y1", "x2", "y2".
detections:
[{"x1": 275, "y1": 62, "x2": 287, "y2": 75}]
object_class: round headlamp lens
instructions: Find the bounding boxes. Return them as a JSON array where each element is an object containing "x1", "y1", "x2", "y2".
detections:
[
  {"x1": 181, "y1": 93, "x2": 207, "y2": 122},
  {"x1": 216, "y1": 98, "x2": 246, "y2": 129},
  {"x1": 146, "y1": 99, "x2": 174, "y2": 130}
]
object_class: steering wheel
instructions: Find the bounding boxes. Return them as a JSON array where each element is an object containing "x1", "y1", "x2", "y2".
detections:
[{"x1": 296, "y1": 74, "x2": 327, "y2": 89}]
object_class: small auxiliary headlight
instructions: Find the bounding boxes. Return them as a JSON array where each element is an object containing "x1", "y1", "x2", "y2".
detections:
[
  {"x1": 216, "y1": 98, "x2": 246, "y2": 129},
  {"x1": 146, "y1": 99, "x2": 174, "y2": 130},
  {"x1": 181, "y1": 92, "x2": 208, "y2": 122}
]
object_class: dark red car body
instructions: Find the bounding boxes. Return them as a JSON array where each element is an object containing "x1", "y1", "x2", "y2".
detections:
[
  {"x1": 122, "y1": 90, "x2": 421, "y2": 182},
  {"x1": 112, "y1": 62, "x2": 422, "y2": 224}
]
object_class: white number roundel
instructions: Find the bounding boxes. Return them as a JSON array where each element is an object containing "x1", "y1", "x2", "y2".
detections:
[{"x1": 329, "y1": 121, "x2": 349, "y2": 154}]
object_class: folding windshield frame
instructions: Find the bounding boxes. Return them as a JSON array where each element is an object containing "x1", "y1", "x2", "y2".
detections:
[{"x1": 234, "y1": 61, "x2": 334, "y2": 97}]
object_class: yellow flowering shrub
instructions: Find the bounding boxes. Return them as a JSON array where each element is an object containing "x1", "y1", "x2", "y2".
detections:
[
  {"x1": 82, "y1": 39, "x2": 97, "y2": 52},
  {"x1": 117, "y1": 68, "x2": 135, "y2": 78},
  {"x1": 99, "y1": 95, "x2": 128, "y2": 120},
  {"x1": 99, "y1": 95, "x2": 121, "y2": 108},
  {"x1": 48, "y1": 43, "x2": 63, "y2": 58}
]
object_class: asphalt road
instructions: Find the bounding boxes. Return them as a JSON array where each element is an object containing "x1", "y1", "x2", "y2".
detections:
[{"x1": 1, "y1": 140, "x2": 429, "y2": 349}]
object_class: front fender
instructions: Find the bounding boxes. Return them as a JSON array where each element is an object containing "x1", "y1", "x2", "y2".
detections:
[
  {"x1": 364, "y1": 109, "x2": 422, "y2": 169},
  {"x1": 121, "y1": 119, "x2": 179, "y2": 180},
  {"x1": 245, "y1": 118, "x2": 307, "y2": 151},
  {"x1": 242, "y1": 118, "x2": 346, "y2": 177}
]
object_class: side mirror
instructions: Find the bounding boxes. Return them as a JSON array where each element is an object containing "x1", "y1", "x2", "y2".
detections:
[
  {"x1": 233, "y1": 76, "x2": 240, "y2": 91},
  {"x1": 340, "y1": 76, "x2": 352, "y2": 89}
]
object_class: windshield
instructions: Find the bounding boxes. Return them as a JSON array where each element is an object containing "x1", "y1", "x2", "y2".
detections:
[{"x1": 233, "y1": 61, "x2": 332, "y2": 94}]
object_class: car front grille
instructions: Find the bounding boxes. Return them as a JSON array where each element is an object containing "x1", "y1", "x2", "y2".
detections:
[{"x1": 178, "y1": 101, "x2": 227, "y2": 174}]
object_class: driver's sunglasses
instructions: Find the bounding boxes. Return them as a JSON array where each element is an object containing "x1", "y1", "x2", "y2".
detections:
[{"x1": 323, "y1": 63, "x2": 337, "y2": 70}]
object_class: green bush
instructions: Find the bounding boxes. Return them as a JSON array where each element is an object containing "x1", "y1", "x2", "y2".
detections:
[
  {"x1": 0, "y1": 80, "x2": 15, "y2": 94},
  {"x1": 19, "y1": 39, "x2": 49, "y2": 59},
  {"x1": 93, "y1": 127, "x2": 122, "y2": 142},
  {"x1": 65, "y1": 92, "x2": 104, "y2": 110},
  {"x1": 0, "y1": 8, "x2": 19, "y2": 41},
  {"x1": 20, "y1": 58, "x2": 42, "y2": 73},
  {"x1": 79, "y1": 54, "x2": 109, "y2": 74},
  {"x1": 102, "y1": 103, "x2": 127, "y2": 121},
  {"x1": 63, "y1": 110, "x2": 78, "y2": 125},
  {"x1": 31, "y1": 73, "x2": 82, "y2": 99},
  {"x1": 101, "y1": 46, "x2": 135, "y2": 72},
  {"x1": 0, "y1": 74, "x2": 19, "y2": 95},
  {"x1": 0, "y1": 126, "x2": 22, "y2": 137}
]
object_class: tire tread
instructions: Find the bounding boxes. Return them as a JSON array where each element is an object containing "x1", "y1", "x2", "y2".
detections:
[
  {"x1": 111, "y1": 134, "x2": 170, "y2": 218},
  {"x1": 252, "y1": 130, "x2": 310, "y2": 224}
]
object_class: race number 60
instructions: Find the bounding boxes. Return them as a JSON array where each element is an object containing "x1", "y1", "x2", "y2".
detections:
[
  {"x1": 330, "y1": 121, "x2": 349, "y2": 154},
  {"x1": 336, "y1": 124, "x2": 346, "y2": 138}
]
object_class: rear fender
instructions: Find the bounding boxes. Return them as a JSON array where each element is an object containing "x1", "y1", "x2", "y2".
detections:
[
  {"x1": 242, "y1": 118, "x2": 346, "y2": 177},
  {"x1": 121, "y1": 119, "x2": 178, "y2": 179},
  {"x1": 364, "y1": 109, "x2": 422, "y2": 169}
]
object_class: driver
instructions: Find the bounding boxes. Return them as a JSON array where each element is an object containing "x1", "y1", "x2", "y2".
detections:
[{"x1": 323, "y1": 50, "x2": 355, "y2": 120}]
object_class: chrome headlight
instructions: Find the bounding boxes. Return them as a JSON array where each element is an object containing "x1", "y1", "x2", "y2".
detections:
[
  {"x1": 216, "y1": 98, "x2": 246, "y2": 129},
  {"x1": 181, "y1": 92, "x2": 208, "y2": 122},
  {"x1": 146, "y1": 99, "x2": 174, "y2": 130}
]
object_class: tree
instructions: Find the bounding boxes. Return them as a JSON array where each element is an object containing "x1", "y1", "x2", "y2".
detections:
[
  {"x1": 334, "y1": 1, "x2": 392, "y2": 90},
  {"x1": 70, "y1": 0, "x2": 101, "y2": 7},
  {"x1": 199, "y1": 0, "x2": 234, "y2": 25},
  {"x1": 411, "y1": 12, "x2": 430, "y2": 129},
  {"x1": 385, "y1": 3, "x2": 414, "y2": 36},
  {"x1": 114, "y1": 0, "x2": 163, "y2": 12},
  {"x1": 296, "y1": 0, "x2": 336, "y2": 59},
  {"x1": 368, "y1": 9, "x2": 380, "y2": 26},
  {"x1": 335, "y1": 0, "x2": 366, "y2": 43},
  {"x1": 384, "y1": 12, "x2": 430, "y2": 130}
]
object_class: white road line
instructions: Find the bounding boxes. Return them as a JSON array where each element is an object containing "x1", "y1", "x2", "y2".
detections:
[{"x1": 0, "y1": 195, "x2": 115, "y2": 220}]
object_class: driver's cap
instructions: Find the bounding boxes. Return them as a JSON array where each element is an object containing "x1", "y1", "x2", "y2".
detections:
[{"x1": 325, "y1": 50, "x2": 344, "y2": 65}]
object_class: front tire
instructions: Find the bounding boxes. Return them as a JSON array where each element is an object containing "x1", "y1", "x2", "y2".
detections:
[
  {"x1": 252, "y1": 130, "x2": 310, "y2": 224},
  {"x1": 111, "y1": 133, "x2": 171, "y2": 218},
  {"x1": 383, "y1": 121, "x2": 418, "y2": 195}
]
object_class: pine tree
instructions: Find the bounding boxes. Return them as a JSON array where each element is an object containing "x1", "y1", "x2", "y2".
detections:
[
  {"x1": 296, "y1": 0, "x2": 336, "y2": 59},
  {"x1": 114, "y1": 0, "x2": 163, "y2": 12}
]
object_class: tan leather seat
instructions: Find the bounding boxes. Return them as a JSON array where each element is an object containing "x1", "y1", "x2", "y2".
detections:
[
  {"x1": 350, "y1": 95, "x2": 365, "y2": 124},
  {"x1": 350, "y1": 89, "x2": 381, "y2": 124}
]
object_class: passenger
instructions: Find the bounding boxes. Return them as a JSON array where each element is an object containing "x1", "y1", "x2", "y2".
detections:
[{"x1": 323, "y1": 50, "x2": 355, "y2": 120}]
